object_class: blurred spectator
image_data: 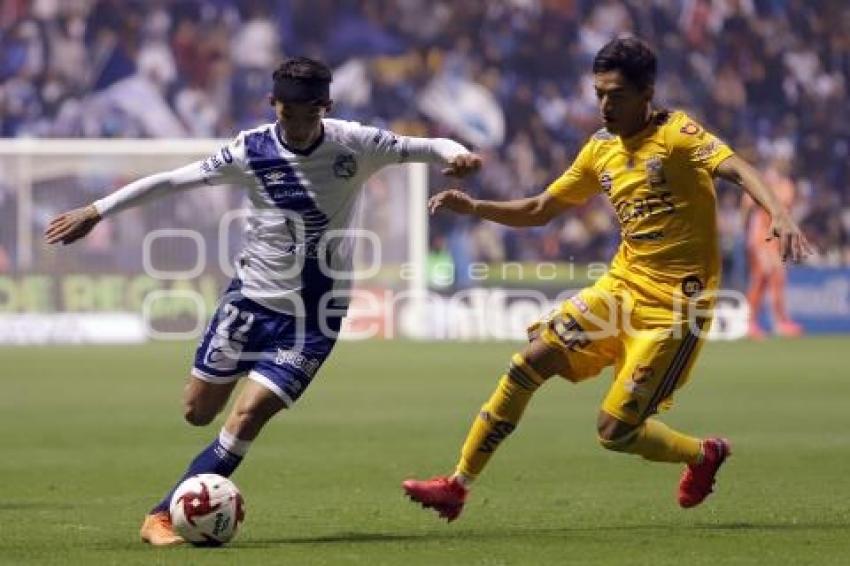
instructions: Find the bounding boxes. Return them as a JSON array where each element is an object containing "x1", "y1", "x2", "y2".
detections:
[{"x1": 0, "y1": 0, "x2": 847, "y2": 264}]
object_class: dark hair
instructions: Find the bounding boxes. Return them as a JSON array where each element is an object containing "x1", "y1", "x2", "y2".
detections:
[
  {"x1": 592, "y1": 37, "x2": 657, "y2": 91},
  {"x1": 273, "y1": 56, "x2": 332, "y2": 84}
]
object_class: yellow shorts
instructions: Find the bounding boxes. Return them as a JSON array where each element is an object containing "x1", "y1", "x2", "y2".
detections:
[{"x1": 530, "y1": 274, "x2": 711, "y2": 425}]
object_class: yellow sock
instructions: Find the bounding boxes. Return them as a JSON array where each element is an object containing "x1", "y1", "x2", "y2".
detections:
[
  {"x1": 602, "y1": 419, "x2": 702, "y2": 465},
  {"x1": 455, "y1": 354, "x2": 545, "y2": 481}
]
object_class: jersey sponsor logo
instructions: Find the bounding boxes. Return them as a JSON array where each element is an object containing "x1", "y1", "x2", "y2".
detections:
[
  {"x1": 614, "y1": 193, "x2": 676, "y2": 225},
  {"x1": 333, "y1": 153, "x2": 358, "y2": 179},
  {"x1": 626, "y1": 229, "x2": 665, "y2": 241},
  {"x1": 693, "y1": 139, "x2": 721, "y2": 161},
  {"x1": 681, "y1": 275, "x2": 704, "y2": 297},
  {"x1": 274, "y1": 349, "x2": 321, "y2": 377},
  {"x1": 645, "y1": 155, "x2": 666, "y2": 189},
  {"x1": 680, "y1": 121, "x2": 700, "y2": 135}
]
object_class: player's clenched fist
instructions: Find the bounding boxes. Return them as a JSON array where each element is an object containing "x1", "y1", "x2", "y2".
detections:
[
  {"x1": 44, "y1": 204, "x2": 102, "y2": 245},
  {"x1": 441, "y1": 153, "x2": 482, "y2": 178},
  {"x1": 428, "y1": 189, "x2": 476, "y2": 216}
]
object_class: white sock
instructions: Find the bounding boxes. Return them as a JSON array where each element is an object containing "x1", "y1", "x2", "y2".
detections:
[
  {"x1": 451, "y1": 472, "x2": 473, "y2": 488},
  {"x1": 218, "y1": 428, "x2": 252, "y2": 457}
]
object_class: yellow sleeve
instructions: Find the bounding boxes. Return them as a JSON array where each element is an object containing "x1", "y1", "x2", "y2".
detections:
[
  {"x1": 545, "y1": 141, "x2": 600, "y2": 205},
  {"x1": 669, "y1": 114, "x2": 734, "y2": 173}
]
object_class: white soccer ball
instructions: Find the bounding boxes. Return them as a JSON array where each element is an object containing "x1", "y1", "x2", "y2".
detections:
[{"x1": 169, "y1": 474, "x2": 245, "y2": 546}]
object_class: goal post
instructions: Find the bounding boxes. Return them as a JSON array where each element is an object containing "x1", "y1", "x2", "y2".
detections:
[{"x1": 0, "y1": 138, "x2": 430, "y2": 343}]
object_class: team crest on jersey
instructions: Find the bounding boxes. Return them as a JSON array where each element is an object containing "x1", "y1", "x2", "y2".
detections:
[
  {"x1": 681, "y1": 275, "x2": 704, "y2": 298},
  {"x1": 645, "y1": 155, "x2": 666, "y2": 189},
  {"x1": 599, "y1": 171, "x2": 613, "y2": 195},
  {"x1": 333, "y1": 153, "x2": 358, "y2": 179}
]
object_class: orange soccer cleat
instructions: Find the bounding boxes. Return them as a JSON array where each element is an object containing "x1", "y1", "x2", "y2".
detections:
[
  {"x1": 678, "y1": 438, "x2": 732, "y2": 508},
  {"x1": 140, "y1": 511, "x2": 185, "y2": 546},
  {"x1": 402, "y1": 475, "x2": 468, "y2": 522}
]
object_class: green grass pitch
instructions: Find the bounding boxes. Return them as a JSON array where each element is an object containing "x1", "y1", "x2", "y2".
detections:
[{"x1": 2, "y1": 337, "x2": 849, "y2": 565}]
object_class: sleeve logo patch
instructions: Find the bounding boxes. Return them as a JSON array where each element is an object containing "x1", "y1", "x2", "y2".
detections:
[
  {"x1": 680, "y1": 122, "x2": 700, "y2": 135},
  {"x1": 694, "y1": 139, "x2": 721, "y2": 161}
]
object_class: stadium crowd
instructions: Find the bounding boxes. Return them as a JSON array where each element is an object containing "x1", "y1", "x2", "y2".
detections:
[{"x1": 1, "y1": 0, "x2": 848, "y2": 279}]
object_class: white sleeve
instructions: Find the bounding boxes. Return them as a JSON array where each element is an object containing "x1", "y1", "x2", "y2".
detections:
[
  {"x1": 93, "y1": 134, "x2": 248, "y2": 217},
  {"x1": 357, "y1": 125, "x2": 470, "y2": 169}
]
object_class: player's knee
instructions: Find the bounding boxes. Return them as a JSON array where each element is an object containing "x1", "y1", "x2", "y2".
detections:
[
  {"x1": 183, "y1": 401, "x2": 217, "y2": 427},
  {"x1": 596, "y1": 413, "x2": 640, "y2": 452}
]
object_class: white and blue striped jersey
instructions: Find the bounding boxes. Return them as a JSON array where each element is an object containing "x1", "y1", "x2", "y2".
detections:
[{"x1": 94, "y1": 118, "x2": 469, "y2": 315}]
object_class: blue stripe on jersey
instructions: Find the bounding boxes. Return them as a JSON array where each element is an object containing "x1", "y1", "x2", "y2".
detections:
[{"x1": 244, "y1": 128, "x2": 336, "y2": 311}]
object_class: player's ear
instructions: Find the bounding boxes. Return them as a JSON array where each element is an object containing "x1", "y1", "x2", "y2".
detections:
[{"x1": 268, "y1": 93, "x2": 276, "y2": 107}]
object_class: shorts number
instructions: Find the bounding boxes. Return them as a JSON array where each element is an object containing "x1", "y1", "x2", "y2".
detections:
[{"x1": 204, "y1": 304, "x2": 256, "y2": 371}]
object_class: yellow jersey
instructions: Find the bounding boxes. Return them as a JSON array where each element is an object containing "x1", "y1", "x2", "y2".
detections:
[{"x1": 546, "y1": 110, "x2": 734, "y2": 301}]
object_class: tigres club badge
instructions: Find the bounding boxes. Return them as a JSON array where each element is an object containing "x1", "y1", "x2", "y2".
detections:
[
  {"x1": 681, "y1": 275, "x2": 704, "y2": 298},
  {"x1": 333, "y1": 153, "x2": 358, "y2": 179},
  {"x1": 645, "y1": 155, "x2": 666, "y2": 189}
]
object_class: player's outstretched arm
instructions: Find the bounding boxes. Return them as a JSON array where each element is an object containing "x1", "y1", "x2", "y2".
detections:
[
  {"x1": 364, "y1": 127, "x2": 482, "y2": 178},
  {"x1": 43, "y1": 159, "x2": 227, "y2": 246},
  {"x1": 715, "y1": 155, "x2": 814, "y2": 263},
  {"x1": 428, "y1": 189, "x2": 569, "y2": 227}
]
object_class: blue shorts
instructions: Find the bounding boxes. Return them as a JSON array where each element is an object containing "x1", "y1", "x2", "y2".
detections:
[{"x1": 192, "y1": 279, "x2": 342, "y2": 406}]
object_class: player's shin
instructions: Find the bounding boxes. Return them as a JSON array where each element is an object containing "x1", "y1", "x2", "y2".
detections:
[
  {"x1": 454, "y1": 354, "x2": 546, "y2": 484},
  {"x1": 150, "y1": 428, "x2": 253, "y2": 513},
  {"x1": 600, "y1": 418, "x2": 702, "y2": 465}
]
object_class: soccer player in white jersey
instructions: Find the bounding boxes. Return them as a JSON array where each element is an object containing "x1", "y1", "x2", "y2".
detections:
[{"x1": 44, "y1": 57, "x2": 481, "y2": 546}]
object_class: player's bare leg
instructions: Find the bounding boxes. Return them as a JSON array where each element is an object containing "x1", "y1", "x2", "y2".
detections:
[
  {"x1": 769, "y1": 266, "x2": 803, "y2": 337},
  {"x1": 141, "y1": 375, "x2": 237, "y2": 546},
  {"x1": 596, "y1": 411, "x2": 730, "y2": 508},
  {"x1": 222, "y1": 379, "x2": 288, "y2": 441},
  {"x1": 402, "y1": 337, "x2": 565, "y2": 521},
  {"x1": 183, "y1": 376, "x2": 238, "y2": 426},
  {"x1": 142, "y1": 379, "x2": 285, "y2": 545},
  {"x1": 746, "y1": 250, "x2": 770, "y2": 340}
]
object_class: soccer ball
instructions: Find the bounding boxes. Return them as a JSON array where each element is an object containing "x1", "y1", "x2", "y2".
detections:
[{"x1": 169, "y1": 474, "x2": 245, "y2": 546}]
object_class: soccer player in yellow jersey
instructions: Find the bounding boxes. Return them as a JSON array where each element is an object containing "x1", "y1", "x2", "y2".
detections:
[{"x1": 403, "y1": 37, "x2": 813, "y2": 521}]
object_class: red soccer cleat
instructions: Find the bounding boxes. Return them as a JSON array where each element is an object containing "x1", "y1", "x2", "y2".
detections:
[
  {"x1": 678, "y1": 437, "x2": 732, "y2": 508},
  {"x1": 402, "y1": 475, "x2": 468, "y2": 522}
]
